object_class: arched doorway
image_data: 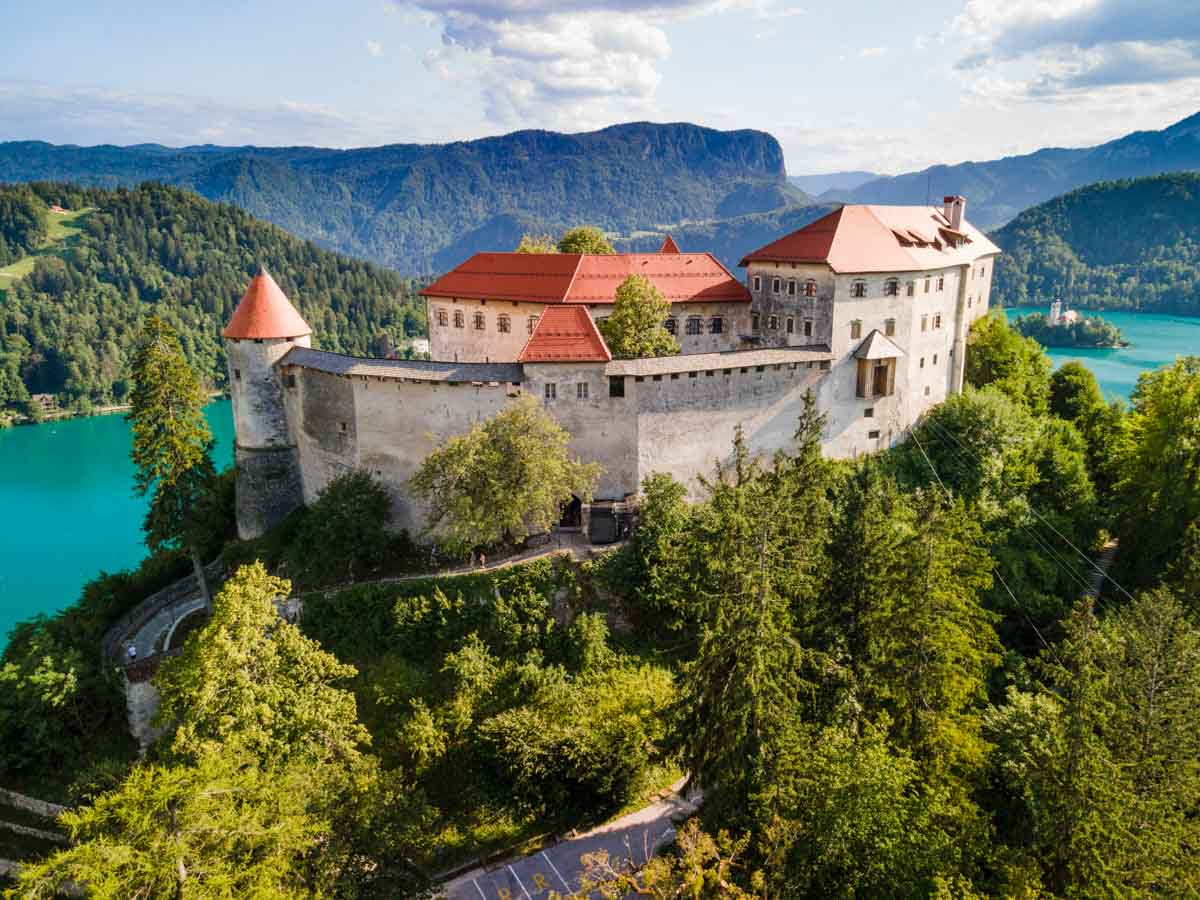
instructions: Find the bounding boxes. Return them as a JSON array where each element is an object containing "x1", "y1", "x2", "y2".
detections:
[{"x1": 559, "y1": 494, "x2": 583, "y2": 528}]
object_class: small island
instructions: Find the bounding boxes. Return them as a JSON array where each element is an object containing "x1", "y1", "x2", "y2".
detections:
[{"x1": 1014, "y1": 300, "x2": 1128, "y2": 348}]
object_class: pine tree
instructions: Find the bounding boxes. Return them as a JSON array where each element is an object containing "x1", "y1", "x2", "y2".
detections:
[{"x1": 128, "y1": 314, "x2": 218, "y2": 611}]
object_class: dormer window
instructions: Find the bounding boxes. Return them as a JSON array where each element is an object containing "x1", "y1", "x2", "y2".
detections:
[
  {"x1": 884, "y1": 278, "x2": 900, "y2": 296},
  {"x1": 851, "y1": 280, "x2": 868, "y2": 298}
]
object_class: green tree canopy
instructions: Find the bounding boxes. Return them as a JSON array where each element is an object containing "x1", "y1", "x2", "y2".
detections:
[
  {"x1": 408, "y1": 394, "x2": 603, "y2": 554},
  {"x1": 154, "y1": 562, "x2": 369, "y2": 765},
  {"x1": 557, "y1": 225, "x2": 614, "y2": 254},
  {"x1": 515, "y1": 233, "x2": 557, "y2": 253},
  {"x1": 128, "y1": 314, "x2": 219, "y2": 610},
  {"x1": 965, "y1": 312, "x2": 1052, "y2": 415},
  {"x1": 597, "y1": 275, "x2": 680, "y2": 359},
  {"x1": 286, "y1": 469, "x2": 392, "y2": 585}
]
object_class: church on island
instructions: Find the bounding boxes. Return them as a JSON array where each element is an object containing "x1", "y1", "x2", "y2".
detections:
[{"x1": 223, "y1": 196, "x2": 999, "y2": 542}]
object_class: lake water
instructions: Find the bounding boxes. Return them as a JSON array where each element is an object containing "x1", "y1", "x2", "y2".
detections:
[
  {"x1": 0, "y1": 401, "x2": 233, "y2": 645},
  {"x1": 1, "y1": 308, "x2": 1196, "y2": 647},
  {"x1": 1005, "y1": 308, "x2": 1200, "y2": 400}
]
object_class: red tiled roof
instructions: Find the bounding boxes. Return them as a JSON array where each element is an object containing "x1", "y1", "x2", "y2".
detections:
[
  {"x1": 421, "y1": 252, "x2": 749, "y2": 305},
  {"x1": 518, "y1": 305, "x2": 611, "y2": 363},
  {"x1": 738, "y1": 205, "x2": 1001, "y2": 273},
  {"x1": 223, "y1": 268, "x2": 312, "y2": 340},
  {"x1": 658, "y1": 234, "x2": 680, "y2": 253}
]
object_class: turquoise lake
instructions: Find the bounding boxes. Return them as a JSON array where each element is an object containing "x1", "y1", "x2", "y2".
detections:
[
  {"x1": 0, "y1": 401, "x2": 234, "y2": 645},
  {"x1": 1004, "y1": 308, "x2": 1200, "y2": 400},
  {"x1": 1, "y1": 308, "x2": 1198, "y2": 646}
]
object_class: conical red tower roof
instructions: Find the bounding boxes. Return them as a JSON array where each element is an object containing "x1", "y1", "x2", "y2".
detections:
[
  {"x1": 222, "y1": 267, "x2": 312, "y2": 340},
  {"x1": 658, "y1": 234, "x2": 680, "y2": 253}
]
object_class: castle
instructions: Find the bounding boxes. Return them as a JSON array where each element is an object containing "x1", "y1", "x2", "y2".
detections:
[{"x1": 223, "y1": 196, "x2": 999, "y2": 542}]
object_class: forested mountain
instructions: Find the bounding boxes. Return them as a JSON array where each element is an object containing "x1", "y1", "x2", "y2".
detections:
[
  {"x1": 0, "y1": 123, "x2": 809, "y2": 274},
  {"x1": 991, "y1": 172, "x2": 1200, "y2": 316},
  {"x1": 841, "y1": 110, "x2": 1200, "y2": 229},
  {"x1": 0, "y1": 182, "x2": 424, "y2": 413}
]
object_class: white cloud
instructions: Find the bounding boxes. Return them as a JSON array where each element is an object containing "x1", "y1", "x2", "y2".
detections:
[
  {"x1": 949, "y1": 0, "x2": 1200, "y2": 100},
  {"x1": 858, "y1": 47, "x2": 886, "y2": 58},
  {"x1": 401, "y1": 0, "x2": 771, "y2": 129},
  {"x1": 367, "y1": 39, "x2": 385, "y2": 57}
]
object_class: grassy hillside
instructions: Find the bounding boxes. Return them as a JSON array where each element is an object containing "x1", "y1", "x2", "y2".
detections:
[
  {"x1": 990, "y1": 172, "x2": 1200, "y2": 316},
  {"x1": 0, "y1": 182, "x2": 424, "y2": 414},
  {"x1": 844, "y1": 110, "x2": 1200, "y2": 229},
  {"x1": 0, "y1": 123, "x2": 811, "y2": 274}
]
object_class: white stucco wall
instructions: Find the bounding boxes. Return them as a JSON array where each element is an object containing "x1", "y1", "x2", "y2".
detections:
[
  {"x1": 427, "y1": 297, "x2": 546, "y2": 363},
  {"x1": 227, "y1": 335, "x2": 311, "y2": 449}
]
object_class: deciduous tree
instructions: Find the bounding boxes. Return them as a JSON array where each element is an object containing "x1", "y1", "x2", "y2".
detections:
[
  {"x1": 557, "y1": 225, "x2": 614, "y2": 254},
  {"x1": 597, "y1": 274, "x2": 679, "y2": 359},
  {"x1": 408, "y1": 395, "x2": 602, "y2": 554},
  {"x1": 965, "y1": 312, "x2": 1052, "y2": 415}
]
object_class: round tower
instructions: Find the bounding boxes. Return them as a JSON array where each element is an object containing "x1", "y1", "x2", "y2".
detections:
[{"x1": 222, "y1": 267, "x2": 311, "y2": 539}]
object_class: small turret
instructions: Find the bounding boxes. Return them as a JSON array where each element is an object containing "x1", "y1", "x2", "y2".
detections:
[{"x1": 224, "y1": 267, "x2": 311, "y2": 538}]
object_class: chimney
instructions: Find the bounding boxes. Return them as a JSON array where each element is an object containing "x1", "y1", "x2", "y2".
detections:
[{"x1": 943, "y1": 195, "x2": 965, "y2": 231}]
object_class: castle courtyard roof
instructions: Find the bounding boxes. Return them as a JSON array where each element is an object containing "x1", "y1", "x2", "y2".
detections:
[
  {"x1": 278, "y1": 346, "x2": 522, "y2": 384},
  {"x1": 853, "y1": 329, "x2": 906, "y2": 360},
  {"x1": 519, "y1": 306, "x2": 611, "y2": 363},
  {"x1": 421, "y1": 251, "x2": 750, "y2": 306},
  {"x1": 738, "y1": 205, "x2": 1001, "y2": 273},
  {"x1": 605, "y1": 345, "x2": 833, "y2": 377},
  {"x1": 223, "y1": 267, "x2": 312, "y2": 340}
]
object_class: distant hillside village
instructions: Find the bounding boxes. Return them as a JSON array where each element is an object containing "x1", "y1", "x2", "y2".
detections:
[{"x1": 224, "y1": 196, "x2": 998, "y2": 541}]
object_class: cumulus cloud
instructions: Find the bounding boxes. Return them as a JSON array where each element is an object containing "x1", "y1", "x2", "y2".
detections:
[
  {"x1": 367, "y1": 40, "x2": 385, "y2": 57},
  {"x1": 950, "y1": 0, "x2": 1200, "y2": 98},
  {"x1": 402, "y1": 0, "x2": 786, "y2": 128}
]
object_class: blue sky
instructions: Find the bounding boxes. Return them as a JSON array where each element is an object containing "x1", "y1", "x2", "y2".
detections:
[{"x1": 1, "y1": 0, "x2": 1197, "y2": 174}]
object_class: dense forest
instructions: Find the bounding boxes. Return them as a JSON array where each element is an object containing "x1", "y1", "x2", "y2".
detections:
[
  {"x1": 0, "y1": 182, "x2": 426, "y2": 414},
  {"x1": 0, "y1": 123, "x2": 809, "y2": 273},
  {"x1": 992, "y1": 172, "x2": 1200, "y2": 316},
  {"x1": 5, "y1": 313, "x2": 1200, "y2": 897},
  {"x1": 841, "y1": 109, "x2": 1200, "y2": 228}
]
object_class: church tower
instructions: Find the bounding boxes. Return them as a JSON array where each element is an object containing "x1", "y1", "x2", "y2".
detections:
[{"x1": 222, "y1": 267, "x2": 311, "y2": 539}]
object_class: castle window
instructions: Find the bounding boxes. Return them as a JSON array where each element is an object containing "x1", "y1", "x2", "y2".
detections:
[
  {"x1": 851, "y1": 280, "x2": 868, "y2": 298},
  {"x1": 804, "y1": 279, "x2": 816, "y2": 297},
  {"x1": 689, "y1": 371, "x2": 697, "y2": 378},
  {"x1": 936, "y1": 275, "x2": 945, "y2": 291},
  {"x1": 856, "y1": 358, "x2": 896, "y2": 399},
  {"x1": 820, "y1": 360, "x2": 831, "y2": 370},
  {"x1": 868, "y1": 429, "x2": 881, "y2": 439},
  {"x1": 921, "y1": 314, "x2": 929, "y2": 332},
  {"x1": 884, "y1": 278, "x2": 900, "y2": 296},
  {"x1": 577, "y1": 382, "x2": 589, "y2": 400},
  {"x1": 544, "y1": 383, "x2": 556, "y2": 401},
  {"x1": 709, "y1": 316, "x2": 724, "y2": 334},
  {"x1": 752, "y1": 313, "x2": 761, "y2": 332},
  {"x1": 906, "y1": 281, "x2": 915, "y2": 297},
  {"x1": 497, "y1": 314, "x2": 511, "y2": 334},
  {"x1": 234, "y1": 368, "x2": 241, "y2": 381},
  {"x1": 924, "y1": 385, "x2": 931, "y2": 396},
  {"x1": 804, "y1": 319, "x2": 813, "y2": 337},
  {"x1": 933, "y1": 353, "x2": 939, "y2": 364},
  {"x1": 934, "y1": 313, "x2": 943, "y2": 329},
  {"x1": 473, "y1": 311, "x2": 486, "y2": 330},
  {"x1": 340, "y1": 422, "x2": 347, "y2": 432},
  {"x1": 786, "y1": 317, "x2": 795, "y2": 335},
  {"x1": 609, "y1": 376, "x2": 625, "y2": 398},
  {"x1": 885, "y1": 318, "x2": 896, "y2": 336},
  {"x1": 920, "y1": 356, "x2": 926, "y2": 368},
  {"x1": 788, "y1": 280, "x2": 797, "y2": 296},
  {"x1": 768, "y1": 315, "x2": 779, "y2": 330},
  {"x1": 968, "y1": 296, "x2": 973, "y2": 308},
  {"x1": 686, "y1": 317, "x2": 702, "y2": 336},
  {"x1": 772, "y1": 277, "x2": 781, "y2": 294},
  {"x1": 454, "y1": 310, "x2": 464, "y2": 328},
  {"x1": 528, "y1": 315, "x2": 539, "y2": 334},
  {"x1": 924, "y1": 277, "x2": 931, "y2": 293},
  {"x1": 436, "y1": 308, "x2": 449, "y2": 327},
  {"x1": 850, "y1": 319, "x2": 863, "y2": 340},
  {"x1": 664, "y1": 318, "x2": 678, "y2": 335},
  {"x1": 864, "y1": 407, "x2": 874, "y2": 418},
  {"x1": 285, "y1": 373, "x2": 296, "y2": 388},
  {"x1": 752, "y1": 275, "x2": 761, "y2": 292}
]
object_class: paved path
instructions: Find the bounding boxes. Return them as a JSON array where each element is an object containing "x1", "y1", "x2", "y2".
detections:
[
  {"x1": 1087, "y1": 538, "x2": 1120, "y2": 600},
  {"x1": 441, "y1": 783, "x2": 700, "y2": 900},
  {"x1": 124, "y1": 595, "x2": 208, "y2": 661}
]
